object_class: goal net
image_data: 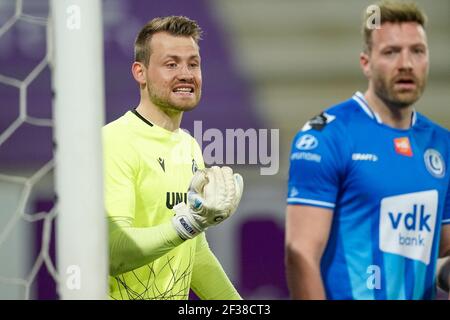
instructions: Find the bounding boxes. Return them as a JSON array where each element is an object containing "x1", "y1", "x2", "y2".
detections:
[{"x1": 0, "y1": 0, "x2": 107, "y2": 299}]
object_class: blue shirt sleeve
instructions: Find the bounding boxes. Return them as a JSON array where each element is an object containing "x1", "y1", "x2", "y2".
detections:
[
  {"x1": 443, "y1": 181, "x2": 450, "y2": 225},
  {"x1": 287, "y1": 120, "x2": 348, "y2": 209},
  {"x1": 442, "y1": 132, "x2": 450, "y2": 225}
]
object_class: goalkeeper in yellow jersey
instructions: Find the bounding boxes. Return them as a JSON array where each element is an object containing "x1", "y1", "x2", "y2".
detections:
[{"x1": 102, "y1": 16, "x2": 244, "y2": 300}]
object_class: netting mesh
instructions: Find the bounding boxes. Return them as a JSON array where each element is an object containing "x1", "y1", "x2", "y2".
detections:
[{"x1": 0, "y1": 0, "x2": 58, "y2": 299}]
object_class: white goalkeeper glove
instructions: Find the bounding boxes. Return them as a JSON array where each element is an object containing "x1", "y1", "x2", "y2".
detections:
[{"x1": 172, "y1": 166, "x2": 244, "y2": 240}]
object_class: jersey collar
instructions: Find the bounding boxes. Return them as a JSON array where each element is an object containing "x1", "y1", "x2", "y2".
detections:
[{"x1": 352, "y1": 91, "x2": 417, "y2": 127}]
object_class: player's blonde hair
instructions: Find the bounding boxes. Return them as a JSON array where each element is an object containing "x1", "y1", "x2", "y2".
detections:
[
  {"x1": 134, "y1": 16, "x2": 203, "y2": 66},
  {"x1": 362, "y1": 0, "x2": 427, "y2": 53}
]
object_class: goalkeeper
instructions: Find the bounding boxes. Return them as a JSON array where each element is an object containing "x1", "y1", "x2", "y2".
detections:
[{"x1": 103, "y1": 16, "x2": 243, "y2": 300}]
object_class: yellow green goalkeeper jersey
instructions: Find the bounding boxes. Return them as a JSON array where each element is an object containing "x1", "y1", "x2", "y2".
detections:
[{"x1": 103, "y1": 110, "x2": 205, "y2": 300}]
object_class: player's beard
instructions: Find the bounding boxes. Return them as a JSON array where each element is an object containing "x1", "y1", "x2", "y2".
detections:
[
  {"x1": 147, "y1": 82, "x2": 201, "y2": 113},
  {"x1": 373, "y1": 71, "x2": 427, "y2": 109}
]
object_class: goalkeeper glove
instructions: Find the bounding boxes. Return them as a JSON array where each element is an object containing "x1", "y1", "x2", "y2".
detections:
[{"x1": 172, "y1": 166, "x2": 244, "y2": 240}]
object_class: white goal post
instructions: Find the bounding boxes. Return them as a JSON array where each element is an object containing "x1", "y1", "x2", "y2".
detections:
[{"x1": 51, "y1": 0, "x2": 107, "y2": 299}]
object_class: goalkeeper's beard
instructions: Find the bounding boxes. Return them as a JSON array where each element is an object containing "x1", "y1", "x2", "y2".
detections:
[{"x1": 148, "y1": 83, "x2": 201, "y2": 113}]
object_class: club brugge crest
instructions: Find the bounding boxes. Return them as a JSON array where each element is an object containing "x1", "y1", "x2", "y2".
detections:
[
  {"x1": 424, "y1": 149, "x2": 445, "y2": 178},
  {"x1": 192, "y1": 159, "x2": 198, "y2": 174}
]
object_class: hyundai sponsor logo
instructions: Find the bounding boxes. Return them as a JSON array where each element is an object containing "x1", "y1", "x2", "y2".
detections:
[
  {"x1": 290, "y1": 152, "x2": 321, "y2": 163},
  {"x1": 295, "y1": 134, "x2": 319, "y2": 151}
]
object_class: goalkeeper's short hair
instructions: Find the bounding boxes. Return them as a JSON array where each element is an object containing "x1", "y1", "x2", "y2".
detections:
[{"x1": 134, "y1": 16, "x2": 203, "y2": 66}]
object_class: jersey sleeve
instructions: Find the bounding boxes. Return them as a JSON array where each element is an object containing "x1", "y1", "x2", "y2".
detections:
[
  {"x1": 190, "y1": 233, "x2": 241, "y2": 300},
  {"x1": 287, "y1": 118, "x2": 348, "y2": 209},
  {"x1": 443, "y1": 182, "x2": 450, "y2": 225},
  {"x1": 444, "y1": 132, "x2": 450, "y2": 225},
  {"x1": 103, "y1": 126, "x2": 139, "y2": 220},
  {"x1": 108, "y1": 216, "x2": 184, "y2": 276}
]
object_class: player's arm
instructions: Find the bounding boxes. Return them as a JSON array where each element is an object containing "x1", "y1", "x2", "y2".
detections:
[
  {"x1": 437, "y1": 224, "x2": 450, "y2": 297},
  {"x1": 438, "y1": 180, "x2": 450, "y2": 297},
  {"x1": 103, "y1": 128, "x2": 176, "y2": 276},
  {"x1": 437, "y1": 257, "x2": 450, "y2": 296},
  {"x1": 285, "y1": 204, "x2": 333, "y2": 300},
  {"x1": 285, "y1": 116, "x2": 346, "y2": 300},
  {"x1": 439, "y1": 224, "x2": 450, "y2": 258},
  {"x1": 106, "y1": 156, "x2": 186, "y2": 277},
  {"x1": 109, "y1": 217, "x2": 184, "y2": 276},
  {"x1": 190, "y1": 233, "x2": 241, "y2": 300},
  {"x1": 109, "y1": 166, "x2": 244, "y2": 276}
]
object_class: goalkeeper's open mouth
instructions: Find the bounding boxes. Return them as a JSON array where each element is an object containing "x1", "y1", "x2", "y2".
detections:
[{"x1": 172, "y1": 84, "x2": 195, "y2": 97}]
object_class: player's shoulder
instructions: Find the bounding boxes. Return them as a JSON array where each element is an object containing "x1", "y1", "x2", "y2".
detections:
[
  {"x1": 102, "y1": 111, "x2": 135, "y2": 144},
  {"x1": 290, "y1": 97, "x2": 361, "y2": 160},
  {"x1": 323, "y1": 96, "x2": 361, "y2": 125},
  {"x1": 103, "y1": 111, "x2": 128, "y2": 131},
  {"x1": 179, "y1": 128, "x2": 202, "y2": 149},
  {"x1": 295, "y1": 96, "x2": 359, "y2": 137},
  {"x1": 416, "y1": 113, "x2": 450, "y2": 153},
  {"x1": 178, "y1": 127, "x2": 195, "y2": 141},
  {"x1": 416, "y1": 112, "x2": 450, "y2": 136}
]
